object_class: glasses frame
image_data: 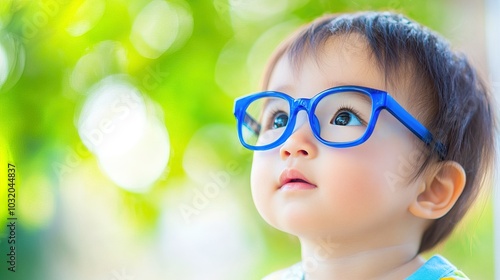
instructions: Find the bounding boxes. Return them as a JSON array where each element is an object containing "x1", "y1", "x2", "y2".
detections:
[{"x1": 233, "y1": 85, "x2": 445, "y2": 158}]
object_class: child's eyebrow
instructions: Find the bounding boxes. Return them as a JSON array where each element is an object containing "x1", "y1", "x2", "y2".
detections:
[
  {"x1": 261, "y1": 97, "x2": 281, "y2": 110},
  {"x1": 323, "y1": 82, "x2": 376, "y2": 104},
  {"x1": 349, "y1": 90, "x2": 372, "y2": 104},
  {"x1": 267, "y1": 85, "x2": 294, "y2": 94},
  {"x1": 267, "y1": 85, "x2": 375, "y2": 107}
]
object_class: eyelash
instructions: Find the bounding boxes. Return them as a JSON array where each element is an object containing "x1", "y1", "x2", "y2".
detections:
[
  {"x1": 334, "y1": 105, "x2": 367, "y2": 126},
  {"x1": 264, "y1": 108, "x2": 287, "y2": 128},
  {"x1": 262, "y1": 104, "x2": 367, "y2": 129}
]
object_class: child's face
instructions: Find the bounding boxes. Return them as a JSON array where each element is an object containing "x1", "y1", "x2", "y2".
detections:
[{"x1": 251, "y1": 36, "x2": 427, "y2": 240}]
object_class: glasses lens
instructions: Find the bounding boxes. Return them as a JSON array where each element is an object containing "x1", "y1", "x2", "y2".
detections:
[
  {"x1": 315, "y1": 90, "x2": 373, "y2": 143},
  {"x1": 241, "y1": 96, "x2": 290, "y2": 147}
]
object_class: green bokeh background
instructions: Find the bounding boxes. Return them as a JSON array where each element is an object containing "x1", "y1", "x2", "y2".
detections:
[{"x1": 0, "y1": 0, "x2": 493, "y2": 279}]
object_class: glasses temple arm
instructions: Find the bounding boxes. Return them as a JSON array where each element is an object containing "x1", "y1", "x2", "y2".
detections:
[
  {"x1": 385, "y1": 96, "x2": 447, "y2": 159},
  {"x1": 243, "y1": 112, "x2": 261, "y2": 136}
]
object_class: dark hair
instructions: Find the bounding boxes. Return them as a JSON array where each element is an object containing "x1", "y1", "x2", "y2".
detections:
[{"x1": 261, "y1": 11, "x2": 496, "y2": 252}]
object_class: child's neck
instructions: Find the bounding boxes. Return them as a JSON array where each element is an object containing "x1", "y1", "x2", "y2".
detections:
[{"x1": 299, "y1": 237, "x2": 425, "y2": 280}]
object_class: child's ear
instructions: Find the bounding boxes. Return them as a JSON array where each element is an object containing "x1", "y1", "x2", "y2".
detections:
[{"x1": 409, "y1": 161, "x2": 466, "y2": 219}]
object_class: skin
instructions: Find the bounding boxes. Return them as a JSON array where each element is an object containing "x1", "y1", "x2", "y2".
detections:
[{"x1": 251, "y1": 35, "x2": 465, "y2": 280}]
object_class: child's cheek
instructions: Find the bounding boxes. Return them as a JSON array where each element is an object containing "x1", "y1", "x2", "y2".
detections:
[
  {"x1": 315, "y1": 146, "x2": 418, "y2": 233},
  {"x1": 324, "y1": 118, "x2": 423, "y2": 205},
  {"x1": 320, "y1": 148, "x2": 393, "y2": 210},
  {"x1": 367, "y1": 112, "x2": 425, "y2": 188}
]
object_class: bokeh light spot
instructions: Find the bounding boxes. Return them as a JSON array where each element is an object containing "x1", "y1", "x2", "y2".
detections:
[
  {"x1": 70, "y1": 41, "x2": 127, "y2": 94},
  {"x1": 0, "y1": 43, "x2": 8, "y2": 88},
  {"x1": 97, "y1": 117, "x2": 170, "y2": 192},
  {"x1": 130, "y1": 0, "x2": 192, "y2": 58},
  {"x1": 77, "y1": 75, "x2": 170, "y2": 192},
  {"x1": 0, "y1": 33, "x2": 25, "y2": 93},
  {"x1": 246, "y1": 19, "x2": 302, "y2": 85},
  {"x1": 215, "y1": 39, "x2": 252, "y2": 97},
  {"x1": 66, "y1": 0, "x2": 106, "y2": 37},
  {"x1": 229, "y1": 0, "x2": 289, "y2": 21},
  {"x1": 77, "y1": 75, "x2": 148, "y2": 157}
]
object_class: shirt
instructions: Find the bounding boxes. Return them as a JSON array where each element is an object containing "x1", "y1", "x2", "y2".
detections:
[
  {"x1": 270, "y1": 255, "x2": 469, "y2": 280},
  {"x1": 407, "y1": 255, "x2": 469, "y2": 280}
]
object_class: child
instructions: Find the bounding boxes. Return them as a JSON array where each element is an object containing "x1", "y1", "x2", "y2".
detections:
[{"x1": 233, "y1": 12, "x2": 496, "y2": 279}]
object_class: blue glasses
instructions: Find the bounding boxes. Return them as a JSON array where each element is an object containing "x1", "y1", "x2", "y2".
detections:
[{"x1": 233, "y1": 85, "x2": 445, "y2": 158}]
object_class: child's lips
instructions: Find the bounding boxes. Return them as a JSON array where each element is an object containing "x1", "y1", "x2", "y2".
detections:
[{"x1": 279, "y1": 169, "x2": 317, "y2": 190}]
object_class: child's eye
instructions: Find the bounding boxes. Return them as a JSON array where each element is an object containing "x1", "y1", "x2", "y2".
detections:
[
  {"x1": 331, "y1": 110, "x2": 363, "y2": 126},
  {"x1": 271, "y1": 111, "x2": 289, "y2": 129}
]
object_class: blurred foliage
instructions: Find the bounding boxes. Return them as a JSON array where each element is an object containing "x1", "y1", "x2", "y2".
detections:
[{"x1": 0, "y1": 0, "x2": 493, "y2": 279}]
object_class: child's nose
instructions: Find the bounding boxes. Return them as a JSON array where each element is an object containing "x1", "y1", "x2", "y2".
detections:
[{"x1": 279, "y1": 111, "x2": 318, "y2": 160}]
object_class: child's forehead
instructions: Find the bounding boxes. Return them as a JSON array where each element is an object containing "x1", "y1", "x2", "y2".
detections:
[{"x1": 268, "y1": 33, "x2": 417, "y2": 106}]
